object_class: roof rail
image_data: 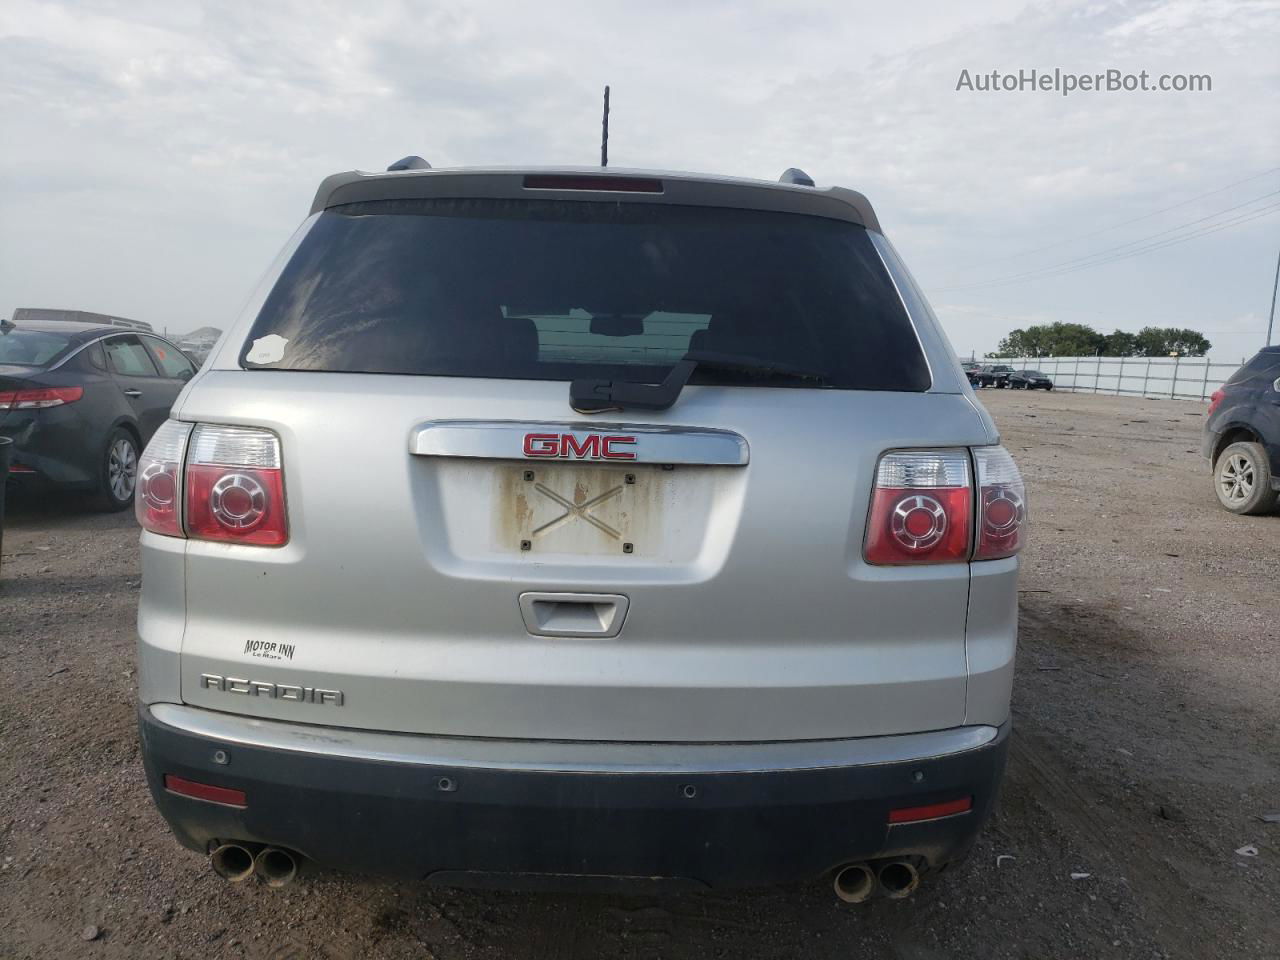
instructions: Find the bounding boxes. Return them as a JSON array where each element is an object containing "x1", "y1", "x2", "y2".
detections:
[
  {"x1": 387, "y1": 156, "x2": 431, "y2": 172},
  {"x1": 779, "y1": 168, "x2": 815, "y2": 187}
]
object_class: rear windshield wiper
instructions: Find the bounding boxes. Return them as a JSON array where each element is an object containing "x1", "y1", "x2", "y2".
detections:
[{"x1": 570, "y1": 351, "x2": 828, "y2": 413}]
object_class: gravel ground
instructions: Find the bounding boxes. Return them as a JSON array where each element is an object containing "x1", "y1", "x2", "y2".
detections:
[{"x1": 1, "y1": 389, "x2": 1277, "y2": 960}]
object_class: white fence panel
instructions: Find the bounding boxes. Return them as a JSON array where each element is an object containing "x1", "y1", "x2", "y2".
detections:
[{"x1": 1000, "y1": 356, "x2": 1242, "y2": 401}]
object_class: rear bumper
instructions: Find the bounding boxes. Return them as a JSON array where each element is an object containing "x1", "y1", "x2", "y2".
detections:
[
  {"x1": 0, "y1": 414, "x2": 97, "y2": 488},
  {"x1": 139, "y1": 703, "x2": 1009, "y2": 890},
  {"x1": 1201, "y1": 428, "x2": 1220, "y2": 464}
]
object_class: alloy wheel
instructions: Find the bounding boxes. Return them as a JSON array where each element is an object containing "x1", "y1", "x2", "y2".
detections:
[
  {"x1": 108, "y1": 437, "x2": 138, "y2": 502},
  {"x1": 1219, "y1": 453, "x2": 1255, "y2": 504}
]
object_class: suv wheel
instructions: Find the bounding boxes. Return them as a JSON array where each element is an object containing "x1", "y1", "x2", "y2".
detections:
[
  {"x1": 94, "y1": 428, "x2": 139, "y2": 512},
  {"x1": 1214, "y1": 441, "x2": 1278, "y2": 515}
]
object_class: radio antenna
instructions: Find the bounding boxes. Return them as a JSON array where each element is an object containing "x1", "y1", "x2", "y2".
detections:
[{"x1": 600, "y1": 85, "x2": 610, "y2": 167}]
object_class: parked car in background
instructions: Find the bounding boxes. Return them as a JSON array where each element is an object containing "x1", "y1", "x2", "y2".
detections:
[
  {"x1": 135, "y1": 161, "x2": 1025, "y2": 901},
  {"x1": 1008, "y1": 370, "x2": 1054, "y2": 390},
  {"x1": 0, "y1": 319, "x2": 196, "y2": 509},
  {"x1": 976, "y1": 364, "x2": 1015, "y2": 388},
  {"x1": 1203, "y1": 346, "x2": 1280, "y2": 515},
  {"x1": 961, "y1": 361, "x2": 982, "y2": 386},
  {"x1": 178, "y1": 343, "x2": 213, "y2": 368}
]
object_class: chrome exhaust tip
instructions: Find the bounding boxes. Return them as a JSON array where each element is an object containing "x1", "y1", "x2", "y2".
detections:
[
  {"x1": 254, "y1": 847, "x2": 298, "y2": 888},
  {"x1": 833, "y1": 862, "x2": 877, "y2": 903},
  {"x1": 209, "y1": 843, "x2": 256, "y2": 883},
  {"x1": 876, "y1": 860, "x2": 920, "y2": 899}
]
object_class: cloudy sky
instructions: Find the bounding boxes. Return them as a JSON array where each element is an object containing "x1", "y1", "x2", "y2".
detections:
[{"x1": 2, "y1": 0, "x2": 1278, "y2": 358}]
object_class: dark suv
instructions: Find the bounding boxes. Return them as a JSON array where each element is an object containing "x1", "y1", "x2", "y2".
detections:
[
  {"x1": 1204, "y1": 346, "x2": 1280, "y2": 515},
  {"x1": 976, "y1": 364, "x2": 1015, "y2": 388}
]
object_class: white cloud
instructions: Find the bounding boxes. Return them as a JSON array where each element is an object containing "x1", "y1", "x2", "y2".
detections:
[{"x1": 0, "y1": 0, "x2": 1276, "y2": 354}]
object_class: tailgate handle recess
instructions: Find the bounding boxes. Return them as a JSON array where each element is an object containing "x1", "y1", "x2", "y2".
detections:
[{"x1": 518, "y1": 592, "x2": 629, "y2": 638}]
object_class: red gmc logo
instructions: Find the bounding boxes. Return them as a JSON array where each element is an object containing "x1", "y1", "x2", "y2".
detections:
[{"x1": 522, "y1": 433, "x2": 638, "y2": 460}]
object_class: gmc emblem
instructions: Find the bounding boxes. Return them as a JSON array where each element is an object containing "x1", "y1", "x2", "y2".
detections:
[{"x1": 522, "y1": 433, "x2": 637, "y2": 460}]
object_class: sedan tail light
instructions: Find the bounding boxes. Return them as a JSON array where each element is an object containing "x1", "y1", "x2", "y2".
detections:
[
  {"x1": 1208, "y1": 389, "x2": 1224, "y2": 414},
  {"x1": 185, "y1": 425, "x2": 288, "y2": 546},
  {"x1": 865, "y1": 450, "x2": 972, "y2": 565},
  {"x1": 0, "y1": 386, "x2": 84, "y2": 410},
  {"x1": 135, "y1": 420, "x2": 287, "y2": 546}
]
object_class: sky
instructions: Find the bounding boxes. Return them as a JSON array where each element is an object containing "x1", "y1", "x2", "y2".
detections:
[{"x1": 2, "y1": 0, "x2": 1278, "y2": 359}]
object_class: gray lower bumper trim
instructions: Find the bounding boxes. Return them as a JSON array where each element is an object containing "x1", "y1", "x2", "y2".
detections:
[{"x1": 147, "y1": 703, "x2": 999, "y2": 774}]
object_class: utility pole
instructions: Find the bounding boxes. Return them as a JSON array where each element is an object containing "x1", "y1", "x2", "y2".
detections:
[
  {"x1": 1267, "y1": 244, "x2": 1279, "y2": 347},
  {"x1": 600, "y1": 86, "x2": 610, "y2": 168}
]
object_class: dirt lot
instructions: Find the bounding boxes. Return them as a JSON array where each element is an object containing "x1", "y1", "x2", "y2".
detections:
[{"x1": 1, "y1": 389, "x2": 1277, "y2": 960}]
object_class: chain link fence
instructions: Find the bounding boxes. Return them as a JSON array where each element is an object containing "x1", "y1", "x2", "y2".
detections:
[{"x1": 997, "y1": 355, "x2": 1244, "y2": 401}]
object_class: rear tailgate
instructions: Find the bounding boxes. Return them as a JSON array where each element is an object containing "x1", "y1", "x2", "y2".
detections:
[{"x1": 176, "y1": 372, "x2": 985, "y2": 742}]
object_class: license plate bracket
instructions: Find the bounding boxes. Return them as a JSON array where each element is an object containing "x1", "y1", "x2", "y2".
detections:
[{"x1": 497, "y1": 464, "x2": 662, "y2": 556}]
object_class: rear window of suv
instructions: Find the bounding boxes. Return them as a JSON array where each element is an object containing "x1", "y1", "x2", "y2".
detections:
[
  {"x1": 240, "y1": 198, "x2": 930, "y2": 391},
  {"x1": 1225, "y1": 350, "x2": 1280, "y2": 385}
]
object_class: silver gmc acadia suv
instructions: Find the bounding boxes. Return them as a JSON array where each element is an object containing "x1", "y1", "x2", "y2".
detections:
[{"x1": 135, "y1": 161, "x2": 1024, "y2": 901}]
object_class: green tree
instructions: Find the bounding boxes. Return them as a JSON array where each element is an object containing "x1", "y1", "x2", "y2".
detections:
[
  {"x1": 993, "y1": 322, "x2": 1106, "y2": 358},
  {"x1": 1101, "y1": 330, "x2": 1139, "y2": 356},
  {"x1": 993, "y1": 322, "x2": 1211, "y2": 358},
  {"x1": 1133, "y1": 327, "x2": 1211, "y2": 356}
]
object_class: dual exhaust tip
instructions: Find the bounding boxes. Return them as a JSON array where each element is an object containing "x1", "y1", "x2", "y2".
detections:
[
  {"x1": 210, "y1": 843, "x2": 299, "y2": 887},
  {"x1": 211, "y1": 842, "x2": 914, "y2": 899},
  {"x1": 833, "y1": 860, "x2": 920, "y2": 903}
]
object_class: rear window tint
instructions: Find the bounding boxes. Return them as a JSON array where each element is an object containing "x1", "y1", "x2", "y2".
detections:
[
  {"x1": 105, "y1": 336, "x2": 159, "y2": 377},
  {"x1": 241, "y1": 199, "x2": 929, "y2": 391},
  {"x1": 143, "y1": 337, "x2": 196, "y2": 379},
  {"x1": 1227, "y1": 351, "x2": 1280, "y2": 385},
  {"x1": 0, "y1": 328, "x2": 74, "y2": 367}
]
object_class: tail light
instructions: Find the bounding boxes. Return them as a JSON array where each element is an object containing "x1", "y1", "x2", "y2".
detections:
[
  {"x1": 186, "y1": 425, "x2": 287, "y2": 546},
  {"x1": 0, "y1": 386, "x2": 84, "y2": 410},
  {"x1": 135, "y1": 420, "x2": 287, "y2": 546},
  {"x1": 865, "y1": 450, "x2": 972, "y2": 565},
  {"x1": 865, "y1": 446, "x2": 1026, "y2": 565},
  {"x1": 1208, "y1": 389, "x2": 1224, "y2": 414},
  {"x1": 973, "y1": 446, "x2": 1027, "y2": 560},
  {"x1": 136, "y1": 420, "x2": 193, "y2": 537}
]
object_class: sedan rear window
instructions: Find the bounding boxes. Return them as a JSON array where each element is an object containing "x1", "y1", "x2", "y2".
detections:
[
  {"x1": 241, "y1": 198, "x2": 929, "y2": 391},
  {"x1": 0, "y1": 328, "x2": 74, "y2": 367}
]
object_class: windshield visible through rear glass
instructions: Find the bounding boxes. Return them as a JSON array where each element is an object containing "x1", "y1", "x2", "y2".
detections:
[
  {"x1": 240, "y1": 198, "x2": 929, "y2": 391},
  {"x1": 0, "y1": 328, "x2": 75, "y2": 367}
]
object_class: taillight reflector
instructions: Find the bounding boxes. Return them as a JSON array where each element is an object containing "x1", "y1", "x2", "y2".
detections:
[
  {"x1": 865, "y1": 451, "x2": 972, "y2": 566},
  {"x1": 888, "y1": 795, "x2": 972, "y2": 824},
  {"x1": 0, "y1": 386, "x2": 83, "y2": 409},
  {"x1": 164, "y1": 774, "x2": 247, "y2": 808},
  {"x1": 1208, "y1": 389, "x2": 1224, "y2": 414}
]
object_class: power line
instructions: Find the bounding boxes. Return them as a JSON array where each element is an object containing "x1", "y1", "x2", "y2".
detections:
[
  {"x1": 958, "y1": 164, "x2": 1280, "y2": 270},
  {"x1": 933, "y1": 198, "x2": 1280, "y2": 293},
  {"x1": 1004, "y1": 204, "x2": 1280, "y2": 282},
  {"x1": 1021, "y1": 190, "x2": 1279, "y2": 271},
  {"x1": 953, "y1": 204, "x2": 1280, "y2": 291},
  {"x1": 937, "y1": 191, "x2": 1280, "y2": 290}
]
